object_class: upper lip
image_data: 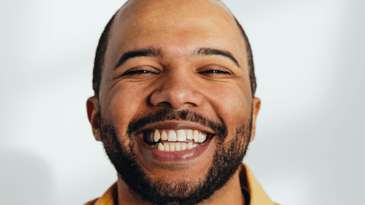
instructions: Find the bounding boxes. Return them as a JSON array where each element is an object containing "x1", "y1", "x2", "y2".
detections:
[{"x1": 135, "y1": 121, "x2": 215, "y2": 135}]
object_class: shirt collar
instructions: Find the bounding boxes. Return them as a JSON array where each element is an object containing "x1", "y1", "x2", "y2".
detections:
[
  {"x1": 239, "y1": 164, "x2": 278, "y2": 205},
  {"x1": 87, "y1": 164, "x2": 278, "y2": 205}
]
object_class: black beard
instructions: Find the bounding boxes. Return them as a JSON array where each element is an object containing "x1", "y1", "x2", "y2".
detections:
[{"x1": 99, "y1": 109, "x2": 252, "y2": 205}]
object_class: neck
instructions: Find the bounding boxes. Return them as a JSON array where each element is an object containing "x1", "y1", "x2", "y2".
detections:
[{"x1": 117, "y1": 169, "x2": 245, "y2": 205}]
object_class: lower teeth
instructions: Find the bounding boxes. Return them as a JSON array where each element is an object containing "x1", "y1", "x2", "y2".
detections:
[{"x1": 151, "y1": 142, "x2": 199, "y2": 151}]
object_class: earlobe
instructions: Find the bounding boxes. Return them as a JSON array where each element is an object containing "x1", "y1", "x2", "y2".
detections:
[
  {"x1": 250, "y1": 97, "x2": 261, "y2": 142},
  {"x1": 87, "y1": 97, "x2": 101, "y2": 141}
]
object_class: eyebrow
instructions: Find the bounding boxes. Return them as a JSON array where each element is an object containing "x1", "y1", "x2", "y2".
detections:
[
  {"x1": 194, "y1": 48, "x2": 240, "y2": 67},
  {"x1": 114, "y1": 48, "x2": 163, "y2": 70},
  {"x1": 114, "y1": 47, "x2": 240, "y2": 70}
]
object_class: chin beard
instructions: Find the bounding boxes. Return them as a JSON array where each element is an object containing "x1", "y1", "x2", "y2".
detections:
[{"x1": 99, "y1": 109, "x2": 252, "y2": 205}]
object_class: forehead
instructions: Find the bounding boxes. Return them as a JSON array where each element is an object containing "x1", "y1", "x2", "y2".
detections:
[{"x1": 104, "y1": 0, "x2": 248, "y2": 74}]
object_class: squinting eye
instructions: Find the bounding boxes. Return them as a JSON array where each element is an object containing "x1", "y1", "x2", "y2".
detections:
[
  {"x1": 122, "y1": 69, "x2": 154, "y2": 76},
  {"x1": 122, "y1": 70, "x2": 152, "y2": 76},
  {"x1": 199, "y1": 69, "x2": 231, "y2": 75}
]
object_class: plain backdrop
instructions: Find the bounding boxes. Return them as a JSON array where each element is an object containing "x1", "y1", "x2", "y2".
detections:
[{"x1": 1, "y1": 0, "x2": 364, "y2": 204}]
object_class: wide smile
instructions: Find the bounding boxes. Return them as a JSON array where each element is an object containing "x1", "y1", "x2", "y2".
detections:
[{"x1": 135, "y1": 121, "x2": 215, "y2": 162}]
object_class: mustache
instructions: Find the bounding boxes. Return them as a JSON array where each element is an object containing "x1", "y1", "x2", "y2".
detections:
[{"x1": 127, "y1": 109, "x2": 227, "y2": 139}]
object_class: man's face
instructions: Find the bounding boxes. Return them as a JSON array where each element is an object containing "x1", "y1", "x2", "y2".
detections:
[{"x1": 87, "y1": 0, "x2": 260, "y2": 204}]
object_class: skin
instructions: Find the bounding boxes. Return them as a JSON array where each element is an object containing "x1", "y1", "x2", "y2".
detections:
[{"x1": 87, "y1": 0, "x2": 261, "y2": 204}]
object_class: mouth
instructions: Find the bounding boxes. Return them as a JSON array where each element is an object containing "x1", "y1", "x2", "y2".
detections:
[
  {"x1": 143, "y1": 129, "x2": 211, "y2": 151},
  {"x1": 135, "y1": 121, "x2": 215, "y2": 162}
]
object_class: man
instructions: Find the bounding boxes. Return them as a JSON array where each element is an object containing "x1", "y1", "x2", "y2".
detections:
[{"x1": 86, "y1": 0, "x2": 278, "y2": 204}]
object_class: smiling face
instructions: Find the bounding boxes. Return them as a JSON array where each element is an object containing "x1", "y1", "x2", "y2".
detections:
[{"x1": 87, "y1": 0, "x2": 261, "y2": 204}]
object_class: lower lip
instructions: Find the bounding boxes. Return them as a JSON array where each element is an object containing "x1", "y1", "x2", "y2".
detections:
[{"x1": 139, "y1": 138, "x2": 212, "y2": 162}]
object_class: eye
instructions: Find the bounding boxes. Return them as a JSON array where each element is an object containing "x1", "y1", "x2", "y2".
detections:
[
  {"x1": 197, "y1": 65, "x2": 232, "y2": 77},
  {"x1": 121, "y1": 67, "x2": 160, "y2": 78},
  {"x1": 123, "y1": 69, "x2": 153, "y2": 76},
  {"x1": 199, "y1": 69, "x2": 231, "y2": 75}
]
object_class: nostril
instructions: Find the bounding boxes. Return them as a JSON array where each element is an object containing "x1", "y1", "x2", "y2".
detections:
[
  {"x1": 149, "y1": 74, "x2": 205, "y2": 109},
  {"x1": 156, "y1": 101, "x2": 173, "y2": 108},
  {"x1": 150, "y1": 90, "x2": 204, "y2": 109}
]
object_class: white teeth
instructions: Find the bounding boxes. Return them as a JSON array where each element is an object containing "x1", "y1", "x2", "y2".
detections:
[
  {"x1": 168, "y1": 130, "x2": 177, "y2": 141},
  {"x1": 175, "y1": 143, "x2": 181, "y2": 151},
  {"x1": 186, "y1": 129, "x2": 193, "y2": 140},
  {"x1": 193, "y1": 130, "x2": 199, "y2": 142},
  {"x1": 156, "y1": 142, "x2": 201, "y2": 151},
  {"x1": 161, "y1": 130, "x2": 168, "y2": 140},
  {"x1": 170, "y1": 143, "x2": 175, "y2": 151},
  {"x1": 181, "y1": 143, "x2": 187, "y2": 150},
  {"x1": 187, "y1": 142, "x2": 193, "y2": 149},
  {"x1": 198, "y1": 133, "x2": 206, "y2": 143},
  {"x1": 149, "y1": 129, "x2": 208, "y2": 151},
  {"x1": 154, "y1": 130, "x2": 160, "y2": 142},
  {"x1": 177, "y1": 130, "x2": 186, "y2": 141},
  {"x1": 164, "y1": 142, "x2": 170, "y2": 151},
  {"x1": 158, "y1": 143, "x2": 164, "y2": 151},
  {"x1": 201, "y1": 134, "x2": 206, "y2": 142}
]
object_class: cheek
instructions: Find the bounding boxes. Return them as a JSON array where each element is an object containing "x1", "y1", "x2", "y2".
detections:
[
  {"x1": 207, "y1": 83, "x2": 251, "y2": 134},
  {"x1": 104, "y1": 83, "x2": 148, "y2": 137}
]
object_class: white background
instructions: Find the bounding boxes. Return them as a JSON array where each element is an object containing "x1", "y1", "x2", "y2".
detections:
[{"x1": 1, "y1": 0, "x2": 364, "y2": 204}]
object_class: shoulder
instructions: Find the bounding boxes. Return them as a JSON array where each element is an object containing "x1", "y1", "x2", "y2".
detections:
[{"x1": 84, "y1": 198, "x2": 99, "y2": 205}]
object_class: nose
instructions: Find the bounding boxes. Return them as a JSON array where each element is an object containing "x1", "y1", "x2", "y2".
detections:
[{"x1": 149, "y1": 68, "x2": 204, "y2": 109}]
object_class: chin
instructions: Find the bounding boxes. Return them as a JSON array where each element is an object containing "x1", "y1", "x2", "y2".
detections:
[{"x1": 99, "y1": 109, "x2": 252, "y2": 204}]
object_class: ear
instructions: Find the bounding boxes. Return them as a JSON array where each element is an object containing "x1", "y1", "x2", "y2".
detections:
[
  {"x1": 87, "y1": 96, "x2": 101, "y2": 141},
  {"x1": 250, "y1": 97, "x2": 261, "y2": 142}
]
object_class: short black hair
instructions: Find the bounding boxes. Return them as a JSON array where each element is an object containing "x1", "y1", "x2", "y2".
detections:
[
  {"x1": 234, "y1": 17, "x2": 257, "y2": 97},
  {"x1": 92, "y1": 14, "x2": 116, "y2": 99},
  {"x1": 92, "y1": 6, "x2": 256, "y2": 99}
]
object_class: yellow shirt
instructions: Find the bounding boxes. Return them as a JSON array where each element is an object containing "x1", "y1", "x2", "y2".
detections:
[{"x1": 85, "y1": 164, "x2": 279, "y2": 205}]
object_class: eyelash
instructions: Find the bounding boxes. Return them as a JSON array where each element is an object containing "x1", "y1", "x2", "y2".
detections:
[
  {"x1": 122, "y1": 69, "x2": 156, "y2": 76},
  {"x1": 199, "y1": 69, "x2": 231, "y2": 75},
  {"x1": 121, "y1": 68, "x2": 231, "y2": 77}
]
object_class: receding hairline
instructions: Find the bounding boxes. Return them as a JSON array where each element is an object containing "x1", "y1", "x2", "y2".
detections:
[
  {"x1": 113, "y1": 0, "x2": 242, "y2": 36},
  {"x1": 107, "y1": 0, "x2": 249, "y2": 68},
  {"x1": 93, "y1": 0, "x2": 256, "y2": 99},
  {"x1": 115, "y1": 0, "x2": 232, "y2": 16}
]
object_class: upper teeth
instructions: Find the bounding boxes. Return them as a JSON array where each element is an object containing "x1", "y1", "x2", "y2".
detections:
[{"x1": 148, "y1": 129, "x2": 207, "y2": 143}]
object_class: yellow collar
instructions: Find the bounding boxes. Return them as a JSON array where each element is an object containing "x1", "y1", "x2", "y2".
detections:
[{"x1": 85, "y1": 164, "x2": 279, "y2": 205}]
